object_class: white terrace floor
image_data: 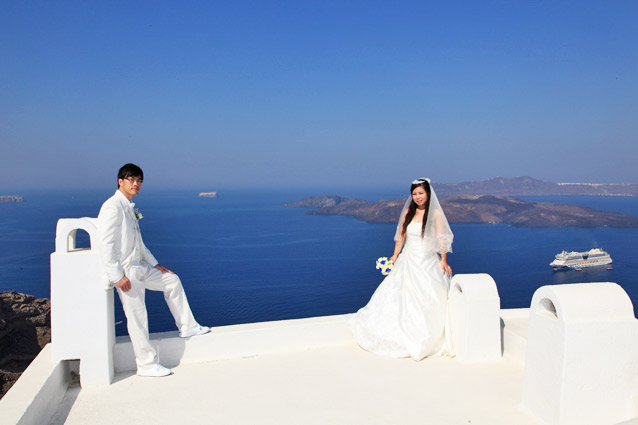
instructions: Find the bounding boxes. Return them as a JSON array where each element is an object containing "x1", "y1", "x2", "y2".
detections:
[
  {"x1": 47, "y1": 311, "x2": 541, "y2": 425},
  {"x1": 51, "y1": 345, "x2": 535, "y2": 425}
]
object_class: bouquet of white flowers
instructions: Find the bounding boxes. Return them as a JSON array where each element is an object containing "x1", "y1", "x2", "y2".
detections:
[{"x1": 375, "y1": 257, "x2": 394, "y2": 276}]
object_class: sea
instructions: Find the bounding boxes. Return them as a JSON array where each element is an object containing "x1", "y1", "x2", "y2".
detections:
[{"x1": 1, "y1": 188, "x2": 637, "y2": 336}]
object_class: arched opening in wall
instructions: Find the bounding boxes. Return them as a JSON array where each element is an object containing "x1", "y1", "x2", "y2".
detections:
[
  {"x1": 537, "y1": 298, "x2": 558, "y2": 320},
  {"x1": 73, "y1": 229, "x2": 91, "y2": 250}
]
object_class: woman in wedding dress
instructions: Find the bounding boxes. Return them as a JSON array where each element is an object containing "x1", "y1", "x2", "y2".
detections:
[{"x1": 352, "y1": 178, "x2": 454, "y2": 360}]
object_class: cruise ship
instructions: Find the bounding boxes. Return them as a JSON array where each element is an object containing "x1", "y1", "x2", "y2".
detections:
[{"x1": 550, "y1": 248, "x2": 613, "y2": 270}]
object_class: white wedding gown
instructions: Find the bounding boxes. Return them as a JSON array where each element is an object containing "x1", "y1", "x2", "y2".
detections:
[{"x1": 352, "y1": 221, "x2": 453, "y2": 360}]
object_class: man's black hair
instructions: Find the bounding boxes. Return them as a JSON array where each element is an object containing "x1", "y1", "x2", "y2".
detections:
[{"x1": 117, "y1": 163, "x2": 144, "y2": 188}]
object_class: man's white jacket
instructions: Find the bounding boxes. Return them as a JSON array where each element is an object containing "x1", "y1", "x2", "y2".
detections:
[{"x1": 97, "y1": 190, "x2": 158, "y2": 287}]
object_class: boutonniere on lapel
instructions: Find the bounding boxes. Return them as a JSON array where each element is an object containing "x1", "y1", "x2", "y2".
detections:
[{"x1": 134, "y1": 208, "x2": 144, "y2": 221}]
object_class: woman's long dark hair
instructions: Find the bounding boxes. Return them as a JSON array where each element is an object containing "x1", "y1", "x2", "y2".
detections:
[{"x1": 401, "y1": 180, "x2": 431, "y2": 238}]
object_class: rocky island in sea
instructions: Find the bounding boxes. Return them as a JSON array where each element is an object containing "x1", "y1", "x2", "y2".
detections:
[
  {"x1": 0, "y1": 196, "x2": 24, "y2": 203},
  {"x1": 283, "y1": 177, "x2": 638, "y2": 228}
]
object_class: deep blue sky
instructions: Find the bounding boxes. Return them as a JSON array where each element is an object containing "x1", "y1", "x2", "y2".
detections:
[{"x1": 1, "y1": 1, "x2": 637, "y2": 190}]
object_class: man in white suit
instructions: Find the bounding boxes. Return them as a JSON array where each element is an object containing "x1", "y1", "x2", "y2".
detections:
[{"x1": 97, "y1": 163, "x2": 209, "y2": 377}]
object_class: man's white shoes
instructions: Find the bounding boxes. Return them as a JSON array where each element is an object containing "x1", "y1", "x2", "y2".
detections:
[
  {"x1": 135, "y1": 327, "x2": 209, "y2": 377},
  {"x1": 137, "y1": 364, "x2": 172, "y2": 377},
  {"x1": 179, "y1": 324, "x2": 211, "y2": 338}
]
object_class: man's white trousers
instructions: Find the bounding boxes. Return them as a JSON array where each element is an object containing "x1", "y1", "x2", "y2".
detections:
[{"x1": 116, "y1": 264, "x2": 198, "y2": 370}]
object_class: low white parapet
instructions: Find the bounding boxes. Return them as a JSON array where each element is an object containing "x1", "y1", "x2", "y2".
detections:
[
  {"x1": 50, "y1": 218, "x2": 115, "y2": 387},
  {"x1": 449, "y1": 273, "x2": 502, "y2": 362},
  {"x1": 521, "y1": 282, "x2": 638, "y2": 425}
]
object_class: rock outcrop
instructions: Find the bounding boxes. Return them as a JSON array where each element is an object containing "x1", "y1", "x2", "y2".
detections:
[{"x1": 0, "y1": 291, "x2": 50, "y2": 399}]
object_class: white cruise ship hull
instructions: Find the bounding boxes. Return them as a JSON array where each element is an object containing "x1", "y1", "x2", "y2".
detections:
[{"x1": 550, "y1": 248, "x2": 613, "y2": 270}]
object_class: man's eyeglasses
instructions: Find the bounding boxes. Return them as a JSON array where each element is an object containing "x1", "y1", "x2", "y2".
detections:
[{"x1": 124, "y1": 177, "x2": 143, "y2": 184}]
